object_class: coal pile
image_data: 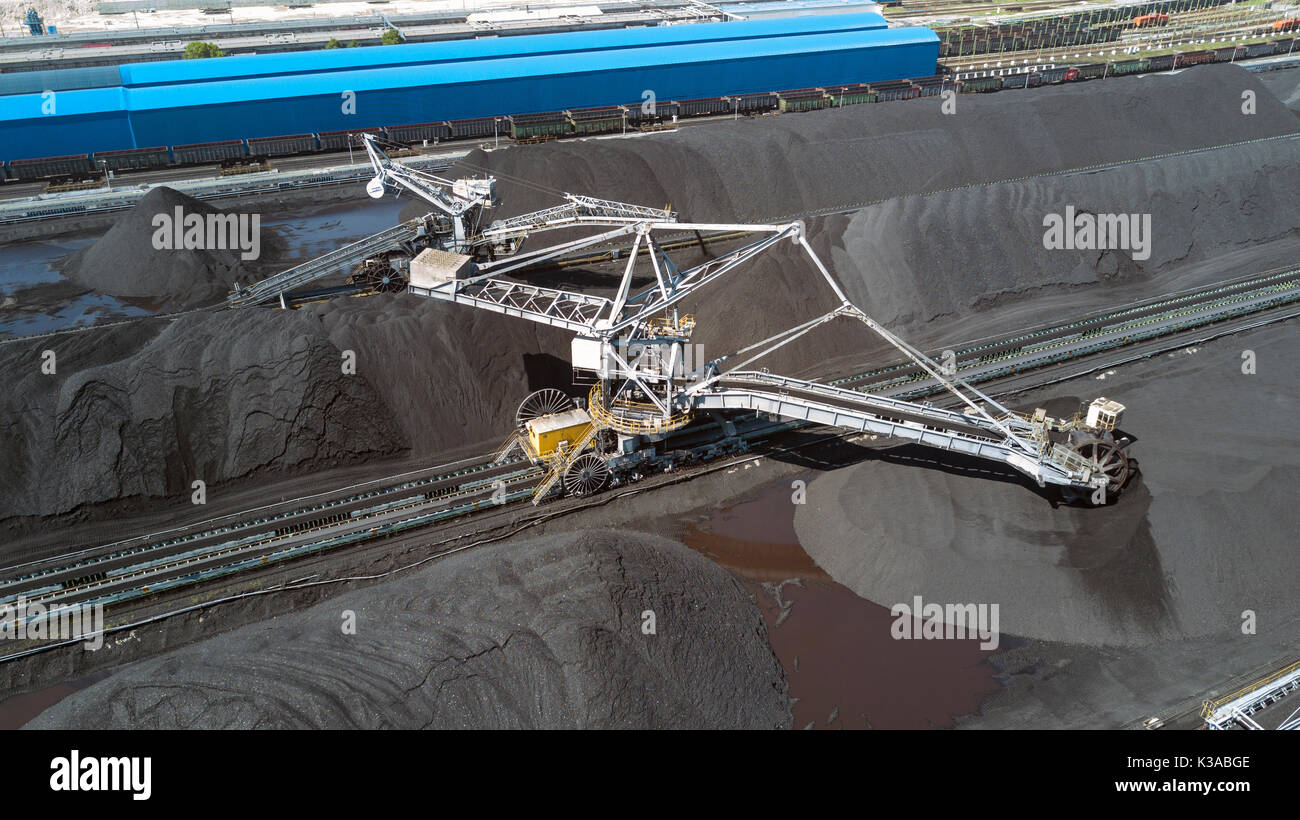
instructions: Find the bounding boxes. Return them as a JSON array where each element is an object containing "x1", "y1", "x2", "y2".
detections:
[
  {"x1": 305, "y1": 295, "x2": 573, "y2": 456},
  {"x1": 0, "y1": 308, "x2": 406, "y2": 524},
  {"x1": 61, "y1": 186, "x2": 285, "y2": 312},
  {"x1": 660, "y1": 121, "x2": 1300, "y2": 380},
  {"x1": 29, "y1": 529, "x2": 792, "y2": 729},
  {"x1": 441, "y1": 64, "x2": 1297, "y2": 226},
  {"x1": 793, "y1": 322, "x2": 1300, "y2": 649},
  {"x1": 0, "y1": 295, "x2": 573, "y2": 526},
  {"x1": 1258, "y1": 67, "x2": 1300, "y2": 114},
  {"x1": 5, "y1": 64, "x2": 1295, "y2": 529}
]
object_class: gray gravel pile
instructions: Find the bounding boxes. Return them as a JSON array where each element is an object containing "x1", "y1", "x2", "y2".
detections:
[{"x1": 29, "y1": 529, "x2": 791, "y2": 729}]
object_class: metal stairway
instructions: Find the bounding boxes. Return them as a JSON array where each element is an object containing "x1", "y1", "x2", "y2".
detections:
[{"x1": 531, "y1": 423, "x2": 601, "y2": 504}]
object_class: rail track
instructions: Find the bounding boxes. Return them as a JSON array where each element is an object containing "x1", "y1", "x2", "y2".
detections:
[{"x1": 1, "y1": 264, "x2": 1296, "y2": 653}]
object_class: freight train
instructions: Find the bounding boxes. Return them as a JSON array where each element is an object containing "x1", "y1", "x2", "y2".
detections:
[
  {"x1": 2, "y1": 37, "x2": 1296, "y2": 184},
  {"x1": 936, "y1": 0, "x2": 1234, "y2": 59}
]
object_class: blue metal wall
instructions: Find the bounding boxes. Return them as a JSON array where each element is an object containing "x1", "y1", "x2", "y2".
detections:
[{"x1": 0, "y1": 16, "x2": 938, "y2": 161}]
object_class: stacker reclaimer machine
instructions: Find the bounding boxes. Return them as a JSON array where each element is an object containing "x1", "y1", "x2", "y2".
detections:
[{"x1": 233, "y1": 135, "x2": 1135, "y2": 504}]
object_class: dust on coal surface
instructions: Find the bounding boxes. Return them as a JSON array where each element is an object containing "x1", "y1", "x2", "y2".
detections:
[
  {"x1": 794, "y1": 321, "x2": 1300, "y2": 652},
  {"x1": 27, "y1": 529, "x2": 791, "y2": 729}
]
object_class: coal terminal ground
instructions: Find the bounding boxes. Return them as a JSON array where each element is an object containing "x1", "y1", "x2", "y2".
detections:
[{"x1": 0, "y1": 57, "x2": 1297, "y2": 731}]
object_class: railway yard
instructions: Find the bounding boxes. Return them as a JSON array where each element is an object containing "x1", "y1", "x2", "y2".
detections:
[{"x1": 0, "y1": 0, "x2": 1298, "y2": 734}]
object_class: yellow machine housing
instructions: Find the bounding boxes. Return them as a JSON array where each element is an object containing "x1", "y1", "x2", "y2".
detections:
[{"x1": 526, "y1": 408, "x2": 593, "y2": 459}]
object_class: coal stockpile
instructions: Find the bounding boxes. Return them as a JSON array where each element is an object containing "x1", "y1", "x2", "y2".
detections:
[
  {"x1": 646, "y1": 110, "x2": 1300, "y2": 381},
  {"x1": 60, "y1": 186, "x2": 285, "y2": 313},
  {"x1": 0, "y1": 295, "x2": 572, "y2": 527},
  {"x1": 28, "y1": 529, "x2": 792, "y2": 729},
  {"x1": 0, "y1": 309, "x2": 406, "y2": 526},
  {"x1": 1258, "y1": 67, "x2": 1300, "y2": 114},
  {"x1": 793, "y1": 321, "x2": 1300, "y2": 651},
  {"x1": 5, "y1": 64, "x2": 1295, "y2": 530},
  {"x1": 435, "y1": 65, "x2": 1297, "y2": 227}
]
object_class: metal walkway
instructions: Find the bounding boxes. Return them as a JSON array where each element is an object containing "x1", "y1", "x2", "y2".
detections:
[
  {"x1": 227, "y1": 218, "x2": 427, "y2": 307},
  {"x1": 692, "y1": 370, "x2": 1101, "y2": 489},
  {"x1": 1203, "y1": 660, "x2": 1300, "y2": 729},
  {"x1": 478, "y1": 195, "x2": 675, "y2": 241}
]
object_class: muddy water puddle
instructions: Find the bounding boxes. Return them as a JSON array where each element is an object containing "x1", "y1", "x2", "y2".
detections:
[{"x1": 680, "y1": 475, "x2": 1006, "y2": 729}]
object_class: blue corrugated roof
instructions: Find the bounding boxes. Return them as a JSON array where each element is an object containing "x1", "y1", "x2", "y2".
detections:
[
  {"x1": 116, "y1": 12, "x2": 888, "y2": 87},
  {"x1": 0, "y1": 66, "x2": 122, "y2": 97},
  {"x1": 0, "y1": 85, "x2": 126, "y2": 121},
  {"x1": 119, "y1": 26, "x2": 937, "y2": 110}
]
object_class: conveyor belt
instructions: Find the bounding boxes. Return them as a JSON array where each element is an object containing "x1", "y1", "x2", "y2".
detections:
[{"x1": 226, "y1": 218, "x2": 427, "y2": 307}]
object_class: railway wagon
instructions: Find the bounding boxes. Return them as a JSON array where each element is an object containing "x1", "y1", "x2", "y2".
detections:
[
  {"x1": 870, "y1": 79, "x2": 919, "y2": 101},
  {"x1": 8, "y1": 153, "x2": 98, "y2": 180},
  {"x1": 1109, "y1": 58, "x2": 1150, "y2": 76},
  {"x1": 1178, "y1": 50, "x2": 1216, "y2": 66},
  {"x1": 959, "y1": 74, "x2": 1003, "y2": 93},
  {"x1": 448, "y1": 116, "x2": 502, "y2": 139},
  {"x1": 567, "y1": 106, "x2": 624, "y2": 135},
  {"x1": 1147, "y1": 53, "x2": 1177, "y2": 71},
  {"x1": 386, "y1": 121, "x2": 453, "y2": 144},
  {"x1": 1238, "y1": 41, "x2": 1276, "y2": 59},
  {"x1": 1033, "y1": 66, "x2": 1077, "y2": 84},
  {"x1": 730, "y1": 92, "x2": 778, "y2": 115},
  {"x1": 824, "y1": 84, "x2": 878, "y2": 105},
  {"x1": 1132, "y1": 13, "x2": 1169, "y2": 26},
  {"x1": 317, "y1": 128, "x2": 382, "y2": 151},
  {"x1": 172, "y1": 139, "x2": 246, "y2": 165},
  {"x1": 1211, "y1": 46, "x2": 1240, "y2": 62},
  {"x1": 1072, "y1": 63, "x2": 1107, "y2": 80},
  {"x1": 777, "y1": 88, "x2": 830, "y2": 113},
  {"x1": 677, "y1": 96, "x2": 733, "y2": 117},
  {"x1": 623, "y1": 99, "x2": 680, "y2": 126},
  {"x1": 92, "y1": 145, "x2": 170, "y2": 172},
  {"x1": 246, "y1": 133, "x2": 318, "y2": 157},
  {"x1": 913, "y1": 75, "x2": 946, "y2": 97},
  {"x1": 509, "y1": 111, "x2": 570, "y2": 140}
]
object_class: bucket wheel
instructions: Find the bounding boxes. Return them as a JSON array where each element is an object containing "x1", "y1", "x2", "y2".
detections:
[
  {"x1": 515, "y1": 388, "x2": 573, "y2": 428},
  {"x1": 1073, "y1": 439, "x2": 1130, "y2": 493},
  {"x1": 348, "y1": 259, "x2": 408, "y2": 294},
  {"x1": 563, "y1": 453, "x2": 610, "y2": 497}
]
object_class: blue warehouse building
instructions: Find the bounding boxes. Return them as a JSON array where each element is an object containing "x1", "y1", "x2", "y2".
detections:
[{"x1": 0, "y1": 14, "x2": 938, "y2": 161}]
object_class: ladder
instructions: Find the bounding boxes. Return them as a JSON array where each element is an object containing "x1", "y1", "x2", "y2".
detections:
[{"x1": 530, "y1": 424, "x2": 600, "y2": 504}]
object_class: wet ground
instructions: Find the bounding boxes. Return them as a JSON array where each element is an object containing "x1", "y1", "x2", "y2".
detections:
[
  {"x1": 678, "y1": 475, "x2": 1007, "y2": 729},
  {"x1": 0, "y1": 196, "x2": 405, "y2": 338}
]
